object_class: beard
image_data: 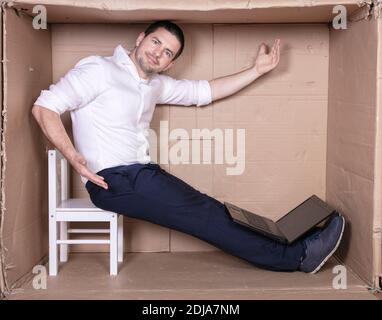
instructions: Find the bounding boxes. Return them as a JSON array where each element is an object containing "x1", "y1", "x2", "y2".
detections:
[{"x1": 135, "y1": 49, "x2": 157, "y2": 76}]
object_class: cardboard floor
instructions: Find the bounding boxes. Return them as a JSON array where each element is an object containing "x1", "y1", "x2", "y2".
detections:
[{"x1": 6, "y1": 252, "x2": 378, "y2": 300}]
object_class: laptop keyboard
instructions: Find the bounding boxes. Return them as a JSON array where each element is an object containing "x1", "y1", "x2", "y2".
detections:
[{"x1": 242, "y1": 211, "x2": 271, "y2": 231}]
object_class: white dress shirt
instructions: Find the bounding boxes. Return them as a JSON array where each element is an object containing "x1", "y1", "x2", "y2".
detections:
[{"x1": 34, "y1": 45, "x2": 212, "y2": 184}]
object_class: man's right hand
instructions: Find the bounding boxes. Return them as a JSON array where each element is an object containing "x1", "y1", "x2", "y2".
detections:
[{"x1": 70, "y1": 152, "x2": 109, "y2": 190}]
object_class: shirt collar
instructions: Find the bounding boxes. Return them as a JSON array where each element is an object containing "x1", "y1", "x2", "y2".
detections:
[
  {"x1": 112, "y1": 45, "x2": 150, "y2": 84},
  {"x1": 112, "y1": 45, "x2": 133, "y2": 66}
]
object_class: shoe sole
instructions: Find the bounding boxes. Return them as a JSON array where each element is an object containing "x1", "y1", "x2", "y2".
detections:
[{"x1": 310, "y1": 215, "x2": 345, "y2": 274}]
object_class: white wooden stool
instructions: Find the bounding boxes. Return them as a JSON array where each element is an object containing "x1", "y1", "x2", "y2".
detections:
[{"x1": 48, "y1": 149, "x2": 123, "y2": 276}]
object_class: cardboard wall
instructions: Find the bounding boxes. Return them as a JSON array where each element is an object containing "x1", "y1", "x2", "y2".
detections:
[
  {"x1": 327, "y1": 17, "x2": 378, "y2": 285},
  {"x1": 52, "y1": 23, "x2": 216, "y2": 253},
  {"x1": 173, "y1": 23, "x2": 329, "y2": 251},
  {"x1": 51, "y1": 23, "x2": 329, "y2": 253},
  {"x1": 2, "y1": 10, "x2": 52, "y2": 286},
  {"x1": 2, "y1": 1, "x2": 381, "y2": 289}
]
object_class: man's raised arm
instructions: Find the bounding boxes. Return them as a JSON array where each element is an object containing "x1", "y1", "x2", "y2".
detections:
[{"x1": 209, "y1": 39, "x2": 280, "y2": 102}]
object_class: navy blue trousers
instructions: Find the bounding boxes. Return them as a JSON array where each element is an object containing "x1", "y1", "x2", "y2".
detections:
[{"x1": 85, "y1": 163, "x2": 304, "y2": 271}]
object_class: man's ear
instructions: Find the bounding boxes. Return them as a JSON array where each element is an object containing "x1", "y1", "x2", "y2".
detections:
[
  {"x1": 162, "y1": 61, "x2": 175, "y2": 72},
  {"x1": 136, "y1": 32, "x2": 145, "y2": 47}
]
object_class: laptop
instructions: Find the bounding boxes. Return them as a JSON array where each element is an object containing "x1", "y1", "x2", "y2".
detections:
[{"x1": 224, "y1": 195, "x2": 336, "y2": 244}]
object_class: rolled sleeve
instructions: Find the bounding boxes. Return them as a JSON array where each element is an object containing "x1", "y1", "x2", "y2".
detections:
[
  {"x1": 157, "y1": 75, "x2": 212, "y2": 107},
  {"x1": 196, "y1": 80, "x2": 212, "y2": 106},
  {"x1": 34, "y1": 56, "x2": 105, "y2": 115}
]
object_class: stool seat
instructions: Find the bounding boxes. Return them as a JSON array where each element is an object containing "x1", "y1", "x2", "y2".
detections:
[{"x1": 57, "y1": 198, "x2": 104, "y2": 211}]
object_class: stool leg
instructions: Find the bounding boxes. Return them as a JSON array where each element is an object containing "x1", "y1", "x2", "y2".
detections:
[
  {"x1": 49, "y1": 216, "x2": 58, "y2": 276},
  {"x1": 110, "y1": 215, "x2": 118, "y2": 275},
  {"x1": 118, "y1": 215, "x2": 124, "y2": 262},
  {"x1": 60, "y1": 221, "x2": 68, "y2": 262}
]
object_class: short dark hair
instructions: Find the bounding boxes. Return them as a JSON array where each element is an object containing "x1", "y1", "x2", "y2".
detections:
[{"x1": 144, "y1": 20, "x2": 185, "y2": 60}]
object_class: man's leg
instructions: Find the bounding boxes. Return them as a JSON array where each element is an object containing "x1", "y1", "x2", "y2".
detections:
[{"x1": 86, "y1": 163, "x2": 305, "y2": 272}]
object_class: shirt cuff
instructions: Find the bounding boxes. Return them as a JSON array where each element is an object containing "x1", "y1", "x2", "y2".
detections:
[{"x1": 196, "y1": 80, "x2": 212, "y2": 107}]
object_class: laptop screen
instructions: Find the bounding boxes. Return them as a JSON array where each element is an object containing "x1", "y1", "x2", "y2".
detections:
[{"x1": 276, "y1": 195, "x2": 335, "y2": 242}]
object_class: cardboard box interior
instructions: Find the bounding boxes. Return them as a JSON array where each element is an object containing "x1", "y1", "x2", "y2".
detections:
[{"x1": 0, "y1": 0, "x2": 381, "y2": 292}]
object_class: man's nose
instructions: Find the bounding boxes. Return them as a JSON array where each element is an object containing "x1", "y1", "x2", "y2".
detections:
[{"x1": 153, "y1": 47, "x2": 162, "y2": 58}]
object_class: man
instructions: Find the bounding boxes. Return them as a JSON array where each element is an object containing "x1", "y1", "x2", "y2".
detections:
[{"x1": 32, "y1": 21, "x2": 344, "y2": 273}]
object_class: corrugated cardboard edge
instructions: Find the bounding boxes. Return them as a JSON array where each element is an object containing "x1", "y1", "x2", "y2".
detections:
[
  {"x1": 371, "y1": 0, "x2": 382, "y2": 18},
  {"x1": 8, "y1": 0, "x2": 366, "y2": 11},
  {"x1": 0, "y1": 2, "x2": 4, "y2": 300},
  {"x1": 4, "y1": 0, "x2": 364, "y2": 24},
  {"x1": 349, "y1": 0, "x2": 382, "y2": 21},
  {"x1": 373, "y1": 4, "x2": 382, "y2": 292},
  {"x1": 0, "y1": 1, "x2": 8, "y2": 299}
]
